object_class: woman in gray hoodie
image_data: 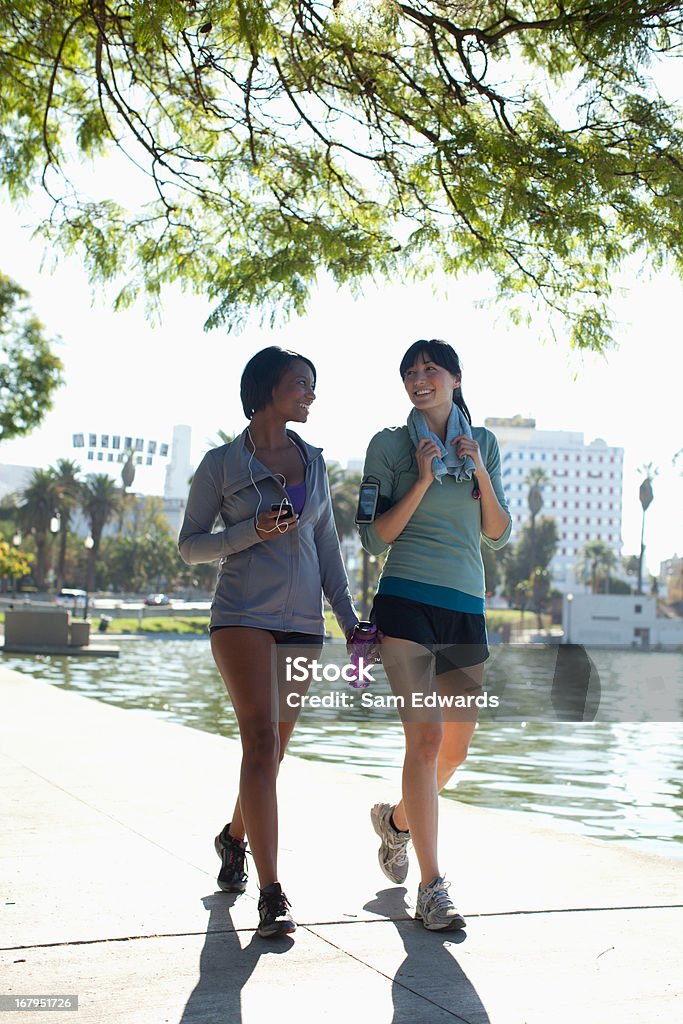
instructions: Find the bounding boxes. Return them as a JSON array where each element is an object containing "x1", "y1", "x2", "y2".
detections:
[{"x1": 179, "y1": 346, "x2": 358, "y2": 938}]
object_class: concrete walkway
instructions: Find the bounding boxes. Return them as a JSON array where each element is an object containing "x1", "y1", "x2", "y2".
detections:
[{"x1": 1, "y1": 665, "x2": 681, "y2": 1023}]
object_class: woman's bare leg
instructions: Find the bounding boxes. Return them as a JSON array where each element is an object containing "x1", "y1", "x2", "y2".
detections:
[
  {"x1": 215, "y1": 636, "x2": 321, "y2": 855},
  {"x1": 392, "y1": 661, "x2": 484, "y2": 832},
  {"x1": 211, "y1": 628, "x2": 282, "y2": 887},
  {"x1": 380, "y1": 636, "x2": 443, "y2": 886}
]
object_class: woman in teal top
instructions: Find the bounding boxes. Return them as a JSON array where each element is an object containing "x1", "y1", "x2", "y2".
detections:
[{"x1": 358, "y1": 338, "x2": 511, "y2": 931}]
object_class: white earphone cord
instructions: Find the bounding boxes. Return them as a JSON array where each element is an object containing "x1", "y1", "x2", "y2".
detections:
[{"x1": 246, "y1": 427, "x2": 291, "y2": 534}]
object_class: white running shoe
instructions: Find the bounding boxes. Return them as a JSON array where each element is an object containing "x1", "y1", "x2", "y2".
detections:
[
  {"x1": 370, "y1": 802, "x2": 410, "y2": 884},
  {"x1": 415, "y1": 876, "x2": 466, "y2": 931}
]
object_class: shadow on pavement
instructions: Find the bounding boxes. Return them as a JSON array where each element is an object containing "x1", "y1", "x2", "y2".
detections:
[
  {"x1": 179, "y1": 893, "x2": 293, "y2": 1023},
  {"x1": 364, "y1": 888, "x2": 491, "y2": 1024}
]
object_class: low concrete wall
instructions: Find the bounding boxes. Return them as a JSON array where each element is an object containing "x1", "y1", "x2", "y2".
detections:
[{"x1": 4, "y1": 608, "x2": 91, "y2": 649}]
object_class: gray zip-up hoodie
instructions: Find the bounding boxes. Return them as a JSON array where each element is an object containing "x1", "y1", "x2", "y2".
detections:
[{"x1": 178, "y1": 429, "x2": 357, "y2": 636}]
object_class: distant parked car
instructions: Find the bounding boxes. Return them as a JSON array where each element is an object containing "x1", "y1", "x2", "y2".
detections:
[
  {"x1": 144, "y1": 593, "x2": 171, "y2": 606},
  {"x1": 56, "y1": 588, "x2": 88, "y2": 610}
]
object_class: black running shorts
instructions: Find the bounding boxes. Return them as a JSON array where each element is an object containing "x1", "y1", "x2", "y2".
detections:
[{"x1": 372, "y1": 594, "x2": 488, "y2": 674}]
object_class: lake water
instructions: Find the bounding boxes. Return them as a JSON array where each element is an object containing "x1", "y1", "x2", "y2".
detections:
[{"x1": 6, "y1": 638, "x2": 682, "y2": 860}]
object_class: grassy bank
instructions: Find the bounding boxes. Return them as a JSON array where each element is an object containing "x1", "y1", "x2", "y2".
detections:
[
  {"x1": 99, "y1": 610, "x2": 346, "y2": 637},
  {"x1": 1, "y1": 609, "x2": 550, "y2": 636}
]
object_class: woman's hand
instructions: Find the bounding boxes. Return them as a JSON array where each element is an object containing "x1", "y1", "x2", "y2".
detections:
[
  {"x1": 255, "y1": 509, "x2": 298, "y2": 540},
  {"x1": 451, "y1": 434, "x2": 485, "y2": 474},
  {"x1": 415, "y1": 437, "x2": 442, "y2": 486}
]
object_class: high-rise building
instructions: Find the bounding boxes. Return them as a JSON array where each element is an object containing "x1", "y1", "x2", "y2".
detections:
[
  {"x1": 487, "y1": 417, "x2": 624, "y2": 593},
  {"x1": 164, "y1": 425, "x2": 193, "y2": 501}
]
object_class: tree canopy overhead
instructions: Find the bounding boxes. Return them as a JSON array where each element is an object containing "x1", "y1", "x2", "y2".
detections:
[
  {"x1": 2, "y1": 1, "x2": 683, "y2": 348},
  {"x1": 0, "y1": 273, "x2": 64, "y2": 442}
]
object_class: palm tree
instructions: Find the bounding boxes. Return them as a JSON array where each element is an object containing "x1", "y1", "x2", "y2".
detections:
[
  {"x1": 577, "y1": 540, "x2": 618, "y2": 594},
  {"x1": 211, "y1": 430, "x2": 237, "y2": 448},
  {"x1": 525, "y1": 467, "x2": 550, "y2": 572},
  {"x1": 51, "y1": 459, "x2": 81, "y2": 591},
  {"x1": 327, "y1": 463, "x2": 361, "y2": 542},
  {"x1": 81, "y1": 474, "x2": 122, "y2": 592},
  {"x1": 18, "y1": 469, "x2": 59, "y2": 589}
]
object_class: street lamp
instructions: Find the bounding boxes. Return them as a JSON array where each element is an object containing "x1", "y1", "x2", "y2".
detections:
[
  {"x1": 48, "y1": 514, "x2": 61, "y2": 592},
  {"x1": 83, "y1": 535, "x2": 94, "y2": 619},
  {"x1": 565, "y1": 592, "x2": 574, "y2": 645},
  {"x1": 11, "y1": 532, "x2": 22, "y2": 598}
]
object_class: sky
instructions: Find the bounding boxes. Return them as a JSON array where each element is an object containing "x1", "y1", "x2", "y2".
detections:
[{"x1": 1, "y1": 186, "x2": 682, "y2": 577}]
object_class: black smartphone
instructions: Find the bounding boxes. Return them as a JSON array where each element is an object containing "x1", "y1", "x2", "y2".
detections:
[
  {"x1": 271, "y1": 501, "x2": 294, "y2": 518},
  {"x1": 355, "y1": 481, "x2": 380, "y2": 524}
]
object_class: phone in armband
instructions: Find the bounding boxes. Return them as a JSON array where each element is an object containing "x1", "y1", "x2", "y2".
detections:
[{"x1": 355, "y1": 478, "x2": 381, "y2": 524}]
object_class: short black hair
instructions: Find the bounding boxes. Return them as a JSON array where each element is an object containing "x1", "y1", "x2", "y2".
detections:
[{"x1": 240, "y1": 346, "x2": 317, "y2": 419}]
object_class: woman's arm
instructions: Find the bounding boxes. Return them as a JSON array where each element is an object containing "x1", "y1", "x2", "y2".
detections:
[
  {"x1": 313, "y1": 465, "x2": 358, "y2": 636},
  {"x1": 178, "y1": 450, "x2": 264, "y2": 565},
  {"x1": 372, "y1": 438, "x2": 440, "y2": 543},
  {"x1": 357, "y1": 433, "x2": 439, "y2": 553},
  {"x1": 451, "y1": 431, "x2": 511, "y2": 548}
]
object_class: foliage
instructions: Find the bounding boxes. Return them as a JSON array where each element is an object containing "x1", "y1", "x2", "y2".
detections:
[
  {"x1": 0, "y1": 273, "x2": 64, "y2": 442},
  {"x1": 529, "y1": 565, "x2": 551, "y2": 627},
  {"x1": 327, "y1": 463, "x2": 361, "y2": 541},
  {"x1": 80, "y1": 473, "x2": 122, "y2": 590},
  {"x1": 18, "y1": 468, "x2": 60, "y2": 588},
  {"x1": 502, "y1": 514, "x2": 558, "y2": 603},
  {"x1": 108, "y1": 615, "x2": 209, "y2": 635},
  {"x1": 480, "y1": 539, "x2": 501, "y2": 596},
  {"x1": 50, "y1": 458, "x2": 81, "y2": 590},
  {"x1": 606, "y1": 577, "x2": 632, "y2": 595},
  {"x1": 3, "y1": 3, "x2": 683, "y2": 348},
  {"x1": 102, "y1": 609, "x2": 345, "y2": 636},
  {"x1": 485, "y1": 608, "x2": 551, "y2": 632},
  {"x1": 576, "y1": 538, "x2": 617, "y2": 593},
  {"x1": 0, "y1": 533, "x2": 33, "y2": 585},
  {"x1": 97, "y1": 496, "x2": 183, "y2": 591},
  {"x1": 525, "y1": 467, "x2": 549, "y2": 520}
]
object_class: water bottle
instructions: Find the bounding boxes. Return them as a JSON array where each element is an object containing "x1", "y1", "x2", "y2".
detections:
[{"x1": 348, "y1": 621, "x2": 378, "y2": 688}]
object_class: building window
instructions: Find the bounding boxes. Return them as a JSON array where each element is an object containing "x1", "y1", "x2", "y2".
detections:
[{"x1": 635, "y1": 604, "x2": 642, "y2": 614}]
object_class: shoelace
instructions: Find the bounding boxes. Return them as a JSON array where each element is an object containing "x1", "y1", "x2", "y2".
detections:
[
  {"x1": 385, "y1": 842, "x2": 408, "y2": 870},
  {"x1": 384, "y1": 828, "x2": 409, "y2": 865},
  {"x1": 224, "y1": 838, "x2": 248, "y2": 878},
  {"x1": 261, "y1": 889, "x2": 291, "y2": 919},
  {"x1": 424, "y1": 880, "x2": 454, "y2": 913}
]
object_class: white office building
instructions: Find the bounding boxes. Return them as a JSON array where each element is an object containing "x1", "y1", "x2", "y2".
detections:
[
  {"x1": 488, "y1": 417, "x2": 624, "y2": 593},
  {"x1": 164, "y1": 425, "x2": 193, "y2": 501}
]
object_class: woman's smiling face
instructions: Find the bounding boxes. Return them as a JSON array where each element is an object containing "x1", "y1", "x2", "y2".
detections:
[
  {"x1": 402, "y1": 350, "x2": 460, "y2": 411},
  {"x1": 269, "y1": 359, "x2": 316, "y2": 423}
]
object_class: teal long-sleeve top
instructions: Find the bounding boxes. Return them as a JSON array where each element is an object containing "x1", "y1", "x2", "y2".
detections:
[{"x1": 358, "y1": 424, "x2": 512, "y2": 611}]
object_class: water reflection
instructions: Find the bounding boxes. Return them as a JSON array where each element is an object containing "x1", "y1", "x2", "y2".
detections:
[{"x1": 5, "y1": 639, "x2": 682, "y2": 859}]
